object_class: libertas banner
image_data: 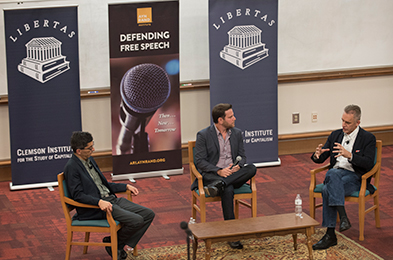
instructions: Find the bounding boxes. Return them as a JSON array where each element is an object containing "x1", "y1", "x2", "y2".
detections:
[
  {"x1": 209, "y1": 0, "x2": 280, "y2": 166},
  {"x1": 4, "y1": 6, "x2": 81, "y2": 190},
  {"x1": 109, "y1": 1, "x2": 182, "y2": 180}
]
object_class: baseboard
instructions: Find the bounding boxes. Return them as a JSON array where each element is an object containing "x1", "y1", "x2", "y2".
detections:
[{"x1": 1, "y1": 125, "x2": 392, "y2": 182}]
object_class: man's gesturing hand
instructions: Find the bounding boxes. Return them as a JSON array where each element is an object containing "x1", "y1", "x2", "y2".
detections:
[{"x1": 314, "y1": 144, "x2": 329, "y2": 159}]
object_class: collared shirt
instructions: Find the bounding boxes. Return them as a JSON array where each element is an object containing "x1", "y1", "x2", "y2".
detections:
[
  {"x1": 334, "y1": 126, "x2": 360, "y2": 172},
  {"x1": 214, "y1": 124, "x2": 232, "y2": 169},
  {"x1": 78, "y1": 157, "x2": 110, "y2": 198}
]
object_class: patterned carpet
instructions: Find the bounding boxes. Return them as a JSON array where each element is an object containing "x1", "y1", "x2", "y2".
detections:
[
  {"x1": 125, "y1": 229, "x2": 383, "y2": 260},
  {"x1": 0, "y1": 145, "x2": 392, "y2": 259}
]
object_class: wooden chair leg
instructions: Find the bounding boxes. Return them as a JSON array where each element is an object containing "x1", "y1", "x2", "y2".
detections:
[
  {"x1": 192, "y1": 195, "x2": 197, "y2": 220},
  {"x1": 359, "y1": 198, "x2": 366, "y2": 241},
  {"x1": 252, "y1": 196, "x2": 257, "y2": 218},
  {"x1": 83, "y1": 232, "x2": 90, "y2": 254},
  {"x1": 133, "y1": 246, "x2": 138, "y2": 256},
  {"x1": 374, "y1": 195, "x2": 381, "y2": 228},
  {"x1": 200, "y1": 200, "x2": 206, "y2": 223},
  {"x1": 234, "y1": 199, "x2": 239, "y2": 219},
  {"x1": 309, "y1": 196, "x2": 316, "y2": 234},
  {"x1": 65, "y1": 230, "x2": 73, "y2": 260}
]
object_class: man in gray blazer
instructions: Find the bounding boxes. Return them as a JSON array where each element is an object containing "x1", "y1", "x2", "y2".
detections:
[{"x1": 191, "y1": 103, "x2": 256, "y2": 249}]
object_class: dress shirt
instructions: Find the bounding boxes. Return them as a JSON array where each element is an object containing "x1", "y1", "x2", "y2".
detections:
[
  {"x1": 78, "y1": 157, "x2": 110, "y2": 198},
  {"x1": 214, "y1": 124, "x2": 232, "y2": 169},
  {"x1": 334, "y1": 126, "x2": 360, "y2": 172}
]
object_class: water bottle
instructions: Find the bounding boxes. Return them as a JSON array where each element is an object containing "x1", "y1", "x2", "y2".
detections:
[
  {"x1": 295, "y1": 194, "x2": 303, "y2": 218},
  {"x1": 188, "y1": 217, "x2": 196, "y2": 240}
]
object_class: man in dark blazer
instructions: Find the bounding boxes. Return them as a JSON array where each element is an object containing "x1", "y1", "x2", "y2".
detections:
[
  {"x1": 191, "y1": 103, "x2": 256, "y2": 249},
  {"x1": 311, "y1": 104, "x2": 376, "y2": 250},
  {"x1": 64, "y1": 131, "x2": 155, "y2": 259}
]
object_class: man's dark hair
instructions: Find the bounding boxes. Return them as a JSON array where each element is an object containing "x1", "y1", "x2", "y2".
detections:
[
  {"x1": 212, "y1": 103, "x2": 232, "y2": 123},
  {"x1": 70, "y1": 131, "x2": 93, "y2": 153},
  {"x1": 344, "y1": 104, "x2": 361, "y2": 121}
]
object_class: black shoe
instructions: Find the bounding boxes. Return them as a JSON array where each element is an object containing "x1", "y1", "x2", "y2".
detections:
[
  {"x1": 312, "y1": 234, "x2": 337, "y2": 250},
  {"x1": 228, "y1": 241, "x2": 243, "y2": 249},
  {"x1": 103, "y1": 237, "x2": 127, "y2": 260},
  {"x1": 203, "y1": 180, "x2": 225, "y2": 197},
  {"x1": 339, "y1": 216, "x2": 351, "y2": 232}
]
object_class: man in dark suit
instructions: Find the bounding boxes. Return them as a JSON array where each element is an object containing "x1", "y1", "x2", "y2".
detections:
[
  {"x1": 64, "y1": 131, "x2": 155, "y2": 260},
  {"x1": 191, "y1": 103, "x2": 256, "y2": 249},
  {"x1": 311, "y1": 104, "x2": 376, "y2": 250}
]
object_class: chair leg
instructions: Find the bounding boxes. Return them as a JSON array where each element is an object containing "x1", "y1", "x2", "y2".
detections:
[
  {"x1": 309, "y1": 197, "x2": 316, "y2": 234},
  {"x1": 83, "y1": 232, "x2": 90, "y2": 254},
  {"x1": 374, "y1": 195, "x2": 381, "y2": 228},
  {"x1": 133, "y1": 246, "x2": 138, "y2": 256},
  {"x1": 252, "y1": 196, "x2": 257, "y2": 218},
  {"x1": 234, "y1": 199, "x2": 239, "y2": 219},
  {"x1": 192, "y1": 195, "x2": 197, "y2": 220},
  {"x1": 111, "y1": 230, "x2": 118, "y2": 260},
  {"x1": 358, "y1": 198, "x2": 366, "y2": 241},
  {"x1": 200, "y1": 200, "x2": 206, "y2": 223},
  {"x1": 111, "y1": 242, "x2": 118, "y2": 260},
  {"x1": 65, "y1": 230, "x2": 73, "y2": 260}
]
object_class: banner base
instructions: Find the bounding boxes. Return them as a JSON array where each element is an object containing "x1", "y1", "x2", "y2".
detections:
[
  {"x1": 9, "y1": 181, "x2": 58, "y2": 191},
  {"x1": 111, "y1": 168, "x2": 184, "y2": 181},
  {"x1": 254, "y1": 158, "x2": 281, "y2": 168}
]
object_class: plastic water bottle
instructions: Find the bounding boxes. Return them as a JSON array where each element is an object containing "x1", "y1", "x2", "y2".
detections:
[
  {"x1": 295, "y1": 194, "x2": 303, "y2": 218},
  {"x1": 188, "y1": 217, "x2": 196, "y2": 240}
]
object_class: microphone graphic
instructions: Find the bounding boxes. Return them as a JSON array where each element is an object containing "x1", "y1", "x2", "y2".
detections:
[
  {"x1": 116, "y1": 63, "x2": 171, "y2": 155},
  {"x1": 230, "y1": 156, "x2": 242, "y2": 169}
]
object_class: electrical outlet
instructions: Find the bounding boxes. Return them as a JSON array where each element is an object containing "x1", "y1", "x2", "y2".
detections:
[
  {"x1": 312, "y1": 112, "x2": 318, "y2": 123},
  {"x1": 292, "y1": 113, "x2": 300, "y2": 124}
]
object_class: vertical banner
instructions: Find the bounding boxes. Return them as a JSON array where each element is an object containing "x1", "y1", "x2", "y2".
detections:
[
  {"x1": 109, "y1": 1, "x2": 183, "y2": 180},
  {"x1": 209, "y1": 0, "x2": 280, "y2": 166},
  {"x1": 4, "y1": 7, "x2": 81, "y2": 190}
]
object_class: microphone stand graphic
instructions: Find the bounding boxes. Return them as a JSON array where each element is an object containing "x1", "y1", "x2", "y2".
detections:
[{"x1": 116, "y1": 63, "x2": 171, "y2": 155}]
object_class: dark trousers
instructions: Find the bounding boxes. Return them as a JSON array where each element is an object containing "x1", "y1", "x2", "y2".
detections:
[
  {"x1": 103, "y1": 195, "x2": 155, "y2": 248},
  {"x1": 202, "y1": 164, "x2": 257, "y2": 220}
]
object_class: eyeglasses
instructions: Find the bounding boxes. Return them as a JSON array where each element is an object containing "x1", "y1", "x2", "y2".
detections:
[{"x1": 81, "y1": 142, "x2": 94, "y2": 151}]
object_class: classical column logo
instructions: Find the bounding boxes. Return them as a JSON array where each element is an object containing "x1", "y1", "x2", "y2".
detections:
[
  {"x1": 18, "y1": 37, "x2": 70, "y2": 83},
  {"x1": 220, "y1": 25, "x2": 269, "y2": 69}
]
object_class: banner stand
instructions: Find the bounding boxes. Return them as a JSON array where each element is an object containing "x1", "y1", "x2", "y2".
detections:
[
  {"x1": 111, "y1": 168, "x2": 183, "y2": 181},
  {"x1": 9, "y1": 181, "x2": 58, "y2": 191}
]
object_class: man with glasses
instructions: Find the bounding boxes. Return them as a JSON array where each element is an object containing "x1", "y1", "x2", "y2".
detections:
[
  {"x1": 64, "y1": 131, "x2": 155, "y2": 260},
  {"x1": 311, "y1": 104, "x2": 376, "y2": 250}
]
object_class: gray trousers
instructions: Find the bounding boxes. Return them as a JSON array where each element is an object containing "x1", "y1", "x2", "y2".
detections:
[{"x1": 103, "y1": 195, "x2": 155, "y2": 248}]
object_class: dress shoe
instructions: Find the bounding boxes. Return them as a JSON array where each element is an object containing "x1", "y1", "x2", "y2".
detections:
[
  {"x1": 312, "y1": 234, "x2": 337, "y2": 250},
  {"x1": 103, "y1": 236, "x2": 127, "y2": 260},
  {"x1": 203, "y1": 180, "x2": 225, "y2": 197},
  {"x1": 339, "y1": 216, "x2": 351, "y2": 232},
  {"x1": 228, "y1": 241, "x2": 243, "y2": 249}
]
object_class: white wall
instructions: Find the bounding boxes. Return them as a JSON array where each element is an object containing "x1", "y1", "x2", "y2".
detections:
[
  {"x1": 1, "y1": 0, "x2": 392, "y2": 160},
  {"x1": 1, "y1": 74, "x2": 392, "y2": 160}
]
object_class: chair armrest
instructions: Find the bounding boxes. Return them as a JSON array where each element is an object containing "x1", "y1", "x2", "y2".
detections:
[
  {"x1": 190, "y1": 163, "x2": 205, "y2": 196},
  {"x1": 117, "y1": 189, "x2": 133, "y2": 201},
  {"x1": 309, "y1": 164, "x2": 330, "y2": 192},
  {"x1": 64, "y1": 196, "x2": 118, "y2": 226},
  {"x1": 361, "y1": 163, "x2": 380, "y2": 181},
  {"x1": 310, "y1": 164, "x2": 330, "y2": 176},
  {"x1": 250, "y1": 175, "x2": 256, "y2": 192},
  {"x1": 358, "y1": 163, "x2": 380, "y2": 197},
  {"x1": 63, "y1": 197, "x2": 100, "y2": 209}
]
